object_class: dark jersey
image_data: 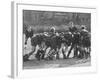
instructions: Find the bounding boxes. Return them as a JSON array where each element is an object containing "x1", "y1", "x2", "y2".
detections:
[
  {"x1": 80, "y1": 30, "x2": 89, "y2": 38},
  {"x1": 72, "y1": 32, "x2": 80, "y2": 45},
  {"x1": 80, "y1": 30, "x2": 90, "y2": 47},
  {"x1": 25, "y1": 30, "x2": 34, "y2": 38},
  {"x1": 69, "y1": 26, "x2": 78, "y2": 33}
]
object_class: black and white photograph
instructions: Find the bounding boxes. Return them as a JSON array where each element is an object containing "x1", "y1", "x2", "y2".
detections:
[{"x1": 23, "y1": 10, "x2": 91, "y2": 69}]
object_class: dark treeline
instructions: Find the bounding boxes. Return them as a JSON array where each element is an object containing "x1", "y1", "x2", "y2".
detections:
[{"x1": 23, "y1": 10, "x2": 91, "y2": 33}]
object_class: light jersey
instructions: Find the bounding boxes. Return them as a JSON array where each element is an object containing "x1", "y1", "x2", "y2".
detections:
[
  {"x1": 29, "y1": 45, "x2": 40, "y2": 60},
  {"x1": 82, "y1": 29, "x2": 88, "y2": 33},
  {"x1": 24, "y1": 38, "x2": 32, "y2": 55},
  {"x1": 80, "y1": 29, "x2": 89, "y2": 37},
  {"x1": 44, "y1": 47, "x2": 51, "y2": 58}
]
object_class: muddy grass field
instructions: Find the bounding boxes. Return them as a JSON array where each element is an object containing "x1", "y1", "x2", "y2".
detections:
[{"x1": 23, "y1": 58, "x2": 91, "y2": 69}]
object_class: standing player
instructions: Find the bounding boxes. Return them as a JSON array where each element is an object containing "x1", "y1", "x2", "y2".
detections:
[
  {"x1": 79, "y1": 25, "x2": 90, "y2": 58},
  {"x1": 25, "y1": 26, "x2": 34, "y2": 45},
  {"x1": 67, "y1": 21, "x2": 79, "y2": 58}
]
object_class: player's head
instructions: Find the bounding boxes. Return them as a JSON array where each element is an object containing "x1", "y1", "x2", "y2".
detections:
[
  {"x1": 69, "y1": 21, "x2": 74, "y2": 27},
  {"x1": 81, "y1": 25, "x2": 86, "y2": 30},
  {"x1": 50, "y1": 27, "x2": 55, "y2": 33}
]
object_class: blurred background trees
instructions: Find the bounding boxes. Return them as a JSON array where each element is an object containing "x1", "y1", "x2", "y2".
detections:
[{"x1": 23, "y1": 10, "x2": 91, "y2": 33}]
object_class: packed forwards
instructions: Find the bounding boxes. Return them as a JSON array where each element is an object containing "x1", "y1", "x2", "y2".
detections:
[{"x1": 23, "y1": 22, "x2": 91, "y2": 62}]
